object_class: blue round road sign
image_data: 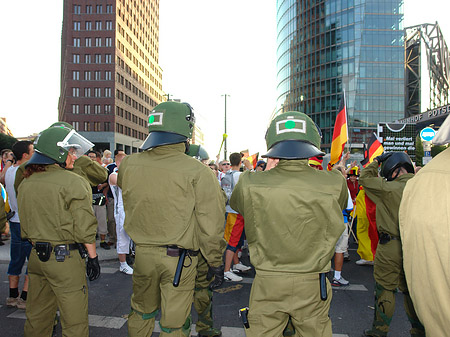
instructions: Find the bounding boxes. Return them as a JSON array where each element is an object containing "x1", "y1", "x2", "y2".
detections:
[{"x1": 420, "y1": 127, "x2": 436, "y2": 141}]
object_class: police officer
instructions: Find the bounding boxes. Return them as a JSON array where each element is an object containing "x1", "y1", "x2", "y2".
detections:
[
  {"x1": 359, "y1": 152, "x2": 424, "y2": 337},
  {"x1": 399, "y1": 145, "x2": 450, "y2": 336},
  {"x1": 229, "y1": 111, "x2": 348, "y2": 336},
  {"x1": 117, "y1": 102, "x2": 226, "y2": 337},
  {"x1": 187, "y1": 143, "x2": 224, "y2": 337},
  {"x1": 17, "y1": 123, "x2": 101, "y2": 337}
]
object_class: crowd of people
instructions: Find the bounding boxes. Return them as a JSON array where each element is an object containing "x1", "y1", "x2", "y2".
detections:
[{"x1": 0, "y1": 101, "x2": 447, "y2": 337}]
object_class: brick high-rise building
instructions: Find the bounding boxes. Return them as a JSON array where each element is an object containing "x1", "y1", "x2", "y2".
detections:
[{"x1": 58, "y1": 0, "x2": 164, "y2": 153}]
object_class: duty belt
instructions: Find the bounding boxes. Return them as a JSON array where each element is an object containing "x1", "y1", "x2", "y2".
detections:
[
  {"x1": 166, "y1": 245, "x2": 199, "y2": 257},
  {"x1": 32, "y1": 242, "x2": 80, "y2": 262},
  {"x1": 379, "y1": 232, "x2": 401, "y2": 244}
]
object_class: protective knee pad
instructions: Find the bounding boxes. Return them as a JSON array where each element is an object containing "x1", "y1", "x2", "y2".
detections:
[{"x1": 159, "y1": 316, "x2": 191, "y2": 336}]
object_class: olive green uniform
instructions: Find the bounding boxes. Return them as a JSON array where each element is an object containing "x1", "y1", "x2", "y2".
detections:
[
  {"x1": 17, "y1": 165, "x2": 97, "y2": 337},
  {"x1": 229, "y1": 160, "x2": 348, "y2": 337},
  {"x1": 117, "y1": 143, "x2": 226, "y2": 337},
  {"x1": 359, "y1": 161, "x2": 424, "y2": 336},
  {"x1": 399, "y1": 148, "x2": 450, "y2": 336}
]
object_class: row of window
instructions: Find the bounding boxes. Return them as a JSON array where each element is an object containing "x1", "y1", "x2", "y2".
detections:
[
  {"x1": 73, "y1": 20, "x2": 113, "y2": 31},
  {"x1": 74, "y1": 37, "x2": 113, "y2": 48},
  {"x1": 73, "y1": 4, "x2": 113, "y2": 15},
  {"x1": 72, "y1": 121, "x2": 111, "y2": 132},
  {"x1": 72, "y1": 70, "x2": 112, "y2": 81},
  {"x1": 72, "y1": 87, "x2": 112, "y2": 98},
  {"x1": 115, "y1": 123, "x2": 146, "y2": 140},
  {"x1": 116, "y1": 72, "x2": 157, "y2": 107},
  {"x1": 72, "y1": 53, "x2": 112, "y2": 64},
  {"x1": 116, "y1": 89, "x2": 152, "y2": 115},
  {"x1": 72, "y1": 104, "x2": 112, "y2": 115},
  {"x1": 116, "y1": 106, "x2": 146, "y2": 127}
]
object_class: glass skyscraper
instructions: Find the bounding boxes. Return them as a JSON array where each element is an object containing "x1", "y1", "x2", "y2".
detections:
[{"x1": 276, "y1": 0, "x2": 404, "y2": 149}]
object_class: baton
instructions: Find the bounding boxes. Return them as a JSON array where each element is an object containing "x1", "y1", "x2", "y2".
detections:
[
  {"x1": 319, "y1": 273, "x2": 327, "y2": 301},
  {"x1": 173, "y1": 249, "x2": 187, "y2": 287}
]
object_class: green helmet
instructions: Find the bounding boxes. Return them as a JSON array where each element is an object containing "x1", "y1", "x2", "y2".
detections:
[
  {"x1": 141, "y1": 101, "x2": 195, "y2": 150},
  {"x1": 27, "y1": 124, "x2": 94, "y2": 166},
  {"x1": 263, "y1": 111, "x2": 324, "y2": 159},
  {"x1": 186, "y1": 144, "x2": 209, "y2": 161}
]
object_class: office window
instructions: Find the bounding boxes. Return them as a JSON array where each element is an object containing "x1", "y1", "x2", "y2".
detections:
[
  {"x1": 73, "y1": 121, "x2": 79, "y2": 131},
  {"x1": 94, "y1": 87, "x2": 101, "y2": 97},
  {"x1": 72, "y1": 87, "x2": 80, "y2": 97},
  {"x1": 84, "y1": 87, "x2": 91, "y2": 97},
  {"x1": 94, "y1": 104, "x2": 101, "y2": 114},
  {"x1": 105, "y1": 88, "x2": 111, "y2": 97},
  {"x1": 73, "y1": 21, "x2": 81, "y2": 30},
  {"x1": 95, "y1": 37, "x2": 101, "y2": 47},
  {"x1": 84, "y1": 71, "x2": 91, "y2": 80},
  {"x1": 106, "y1": 4, "x2": 113, "y2": 13},
  {"x1": 104, "y1": 122, "x2": 111, "y2": 131},
  {"x1": 85, "y1": 37, "x2": 92, "y2": 47},
  {"x1": 84, "y1": 122, "x2": 90, "y2": 131},
  {"x1": 95, "y1": 21, "x2": 102, "y2": 30},
  {"x1": 95, "y1": 54, "x2": 101, "y2": 63},
  {"x1": 85, "y1": 21, "x2": 92, "y2": 30},
  {"x1": 85, "y1": 54, "x2": 91, "y2": 64},
  {"x1": 72, "y1": 71, "x2": 80, "y2": 80},
  {"x1": 73, "y1": 5, "x2": 81, "y2": 14},
  {"x1": 73, "y1": 38, "x2": 80, "y2": 47},
  {"x1": 105, "y1": 37, "x2": 112, "y2": 47},
  {"x1": 96, "y1": 5, "x2": 102, "y2": 13},
  {"x1": 86, "y1": 5, "x2": 92, "y2": 14},
  {"x1": 95, "y1": 71, "x2": 101, "y2": 80},
  {"x1": 105, "y1": 71, "x2": 111, "y2": 80},
  {"x1": 106, "y1": 21, "x2": 113, "y2": 30},
  {"x1": 105, "y1": 105, "x2": 111, "y2": 114},
  {"x1": 105, "y1": 54, "x2": 112, "y2": 63},
  {"x1": 72, "y1": 104, "x2": 79, "y2": 114},
  {"x1": 84, "y1": 104, "x2": 91, "y2": 114},
  {"x1": 73, "y1": 54, "x2": 80, "y2": 63}
]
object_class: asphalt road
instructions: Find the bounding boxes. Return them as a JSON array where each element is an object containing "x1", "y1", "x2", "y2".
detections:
[{"x1": 0, "y1": 241, "x2": 413, "y2": 336}]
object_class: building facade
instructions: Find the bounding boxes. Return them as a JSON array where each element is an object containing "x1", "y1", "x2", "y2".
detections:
[
  {"x1": 0, "y1": 118, "x2": 14, "y2": 137},
  {"x1": 58, "y1": 0, "x2": 164, "y2": 153},
  {"x1": 276, "y1": 0, "x2": 405, "y2": 150}
]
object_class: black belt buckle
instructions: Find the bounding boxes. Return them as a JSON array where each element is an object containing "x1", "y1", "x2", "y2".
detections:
[
  {"x1": 379, "y1": 233, "x2": 390, "y2": 244},
  {"x1": 35, "y1": 242, "x2": 52, "y2": 262},
  {"x1": 54, "y1": 244, "x2": 70, "y2": 262}
]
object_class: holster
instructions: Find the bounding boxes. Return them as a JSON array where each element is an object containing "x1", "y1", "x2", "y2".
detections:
[
  {"x1": 35, "y1": 242, "x2": 52, "y2": 262},
  {"x1": 77, "y1": 243, "x2": 88, "y2": 259}
]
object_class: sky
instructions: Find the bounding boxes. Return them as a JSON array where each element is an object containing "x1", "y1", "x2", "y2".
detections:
[{"x1": 0, "y1": 0, "x2": 449, "y2": 159}]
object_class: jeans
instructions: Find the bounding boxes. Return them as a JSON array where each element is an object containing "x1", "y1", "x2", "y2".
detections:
[{"x1": 7, "y1": 221, "x2": 32, "y2": 276}]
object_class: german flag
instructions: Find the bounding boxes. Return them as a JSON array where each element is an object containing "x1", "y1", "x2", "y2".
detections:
[
  {"x1": 360, "y1": 133, "x2": 384, "y2": 168},
  {"x1": 327, "y1": 94, "x2": 348, "y2": 170},
  {"x1": 245, "y1": 153, "x2": 259, "y2": 169}
]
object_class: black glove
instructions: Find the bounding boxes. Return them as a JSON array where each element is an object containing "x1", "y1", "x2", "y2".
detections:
[
  {"x1": 86, "y1": 255, "x2": 101, "y2": 281},
  {"x1": 374, "y1": 152, "x2": 392, "y2": 164},
  {"x1": 207, "y1": 265, "x2": 224, "y2": 290}
]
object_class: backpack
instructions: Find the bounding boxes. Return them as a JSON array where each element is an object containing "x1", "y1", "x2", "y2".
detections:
[{"x1": 221, "y1": 170, "x2": 238, "y2": 204}]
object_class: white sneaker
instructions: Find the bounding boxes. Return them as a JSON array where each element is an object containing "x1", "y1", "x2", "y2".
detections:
[
  {"x1": 331, "y1": 276, "x2": 349, "y2": 287},
  {"x1": 232, "y1": 262, "x2": 251, "y2": 272},
  {"x1": 356, "y1": 259, "x2": 374, "y2": 266},
  {"x1": 120, "y1": 264, "x2": 133, "y2": 275},
  {"x1": 224, "y1": 271, "x2": 243, "y2": 282}
]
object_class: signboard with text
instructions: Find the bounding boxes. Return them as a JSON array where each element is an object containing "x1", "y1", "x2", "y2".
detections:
[{"x1": 378, "y1": 123, "x2": 416, "y2": 162}]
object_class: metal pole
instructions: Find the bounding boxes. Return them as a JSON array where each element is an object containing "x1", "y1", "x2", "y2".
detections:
[{"x1": 222, "y1": 94, "x2": 230, "y2": 160}]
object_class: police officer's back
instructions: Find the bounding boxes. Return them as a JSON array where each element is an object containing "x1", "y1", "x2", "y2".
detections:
[
  {"x1": 230, "y1": 111, "x2": 348, "y2": 337},
  {"x1": 118, "y1": 102, "x2": 226, "y2": 337}
]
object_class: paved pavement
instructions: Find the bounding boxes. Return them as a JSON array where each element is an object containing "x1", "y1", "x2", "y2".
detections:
[{"x1": 0, "y1": 238, "x2": 413, "y2": 336}]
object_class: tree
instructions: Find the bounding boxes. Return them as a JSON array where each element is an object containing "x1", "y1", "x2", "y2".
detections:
[
  {"x1": 415, "y1": 135, "x2": 424, "y2": 167},
  {"x1": 0, "y1": 133, "x2": 18, "y2": 151},
  {"x1": 431, "y1": 144, "x2": 447, "y2": 158}
]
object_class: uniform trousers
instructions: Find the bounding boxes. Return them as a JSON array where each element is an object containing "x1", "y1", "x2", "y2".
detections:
[
  {"x1": 368, "y1": 240, "x2": 424, "y2": 336},
  {"x1": 246, "y1": 272, "x2": 333, "y2": 337},
  {"x1": 128, "y1": 245, "x2": 198, "y2": 337},
  {"x1": 24, "y1": 248, "x2": 88, "y2": 337}
]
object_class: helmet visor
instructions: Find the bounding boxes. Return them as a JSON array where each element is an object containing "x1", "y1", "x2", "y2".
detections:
[{"x1": 56, "y1": 129, "x2": 94, "y2": 158}]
